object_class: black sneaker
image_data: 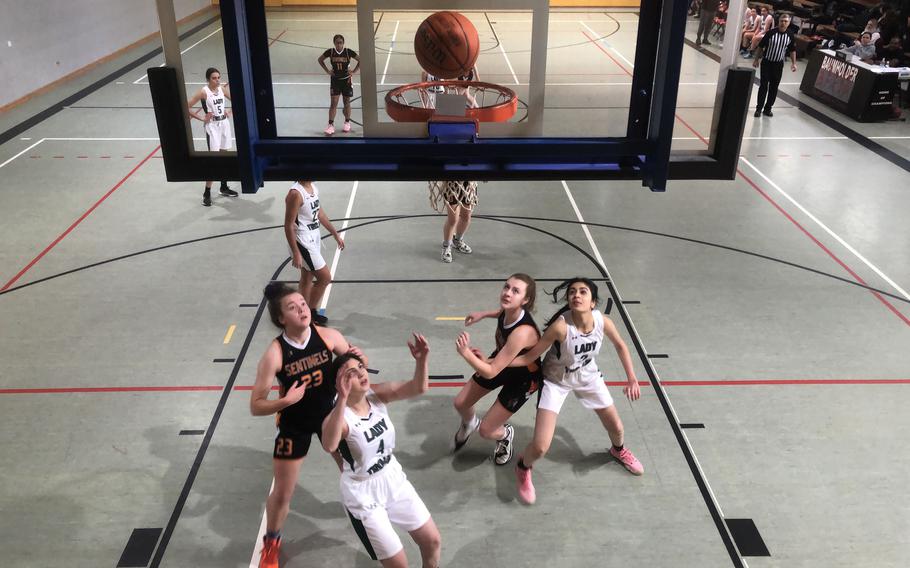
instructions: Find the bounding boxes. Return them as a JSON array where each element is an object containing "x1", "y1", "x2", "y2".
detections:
[
  {"x1": 754, "y1": 109, "x2": 762, "y2": 117},
  {"x1": 311, "y1": 310, "x2": 328, "y2": 326},
  {"x1": 702, "y1": 40, "x2": 711, "y2": 46},
  {"x1": 220, "y1": 186, "x2": 238, "y2": 197},
  {"x1": 762, "y1": 109, "x2": 773, "y2": 117},
  {"x1": 203, "y1": 191, "x2": 212, "y2": 207}
]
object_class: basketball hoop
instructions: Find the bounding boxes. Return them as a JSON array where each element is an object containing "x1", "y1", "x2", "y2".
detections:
[{"x1": 385, "y1": 80, "x2": 517, "y2": 123}]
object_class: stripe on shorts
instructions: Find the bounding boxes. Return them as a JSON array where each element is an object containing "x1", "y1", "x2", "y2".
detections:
[
  {"x1": 346, "y1": 509, "x2": 378, "y2": 560},
  {"x1": 295, "y1": 240, "x2": 316, "y2": 272}
]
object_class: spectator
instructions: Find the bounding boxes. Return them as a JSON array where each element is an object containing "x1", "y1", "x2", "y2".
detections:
[
  {"x1": 741, "y1": 8, "x2": 760, "y2": 55},
  {"x1": 744, "y1": 7, "x2": 774, "y2": 58},
  {"x1": 844, "y1": 32, "x2": 878, "y2": 61},
  {"x1": 697, "y1": 0, "x2": 721, "y2": 45}
]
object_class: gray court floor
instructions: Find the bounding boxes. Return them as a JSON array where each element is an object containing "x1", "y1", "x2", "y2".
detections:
[{"x1": 1, "y1": 7, "x2": 909, "y2": 568}]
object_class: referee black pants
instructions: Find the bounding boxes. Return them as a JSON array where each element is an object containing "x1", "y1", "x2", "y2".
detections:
[
  {"x1": 697, "y1": 9, "x2": 714, "y2": 42},
  {"x1": 756, "y1": 60, "x2": 784, "y2": 112}
]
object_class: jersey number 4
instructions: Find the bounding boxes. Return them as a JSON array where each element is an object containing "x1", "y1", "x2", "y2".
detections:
[{"x1": 376, "y1": 439, "x2": 385, "y2": 455}]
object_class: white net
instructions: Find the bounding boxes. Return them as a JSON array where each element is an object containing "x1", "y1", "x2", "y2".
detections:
[{"x1": 428, "y1": 180, "x2": 479, "y2": 212}]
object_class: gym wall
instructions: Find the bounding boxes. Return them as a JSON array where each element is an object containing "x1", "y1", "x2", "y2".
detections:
[{"x1": 0, "y1": 0, "x2": 212, "y2": 109}]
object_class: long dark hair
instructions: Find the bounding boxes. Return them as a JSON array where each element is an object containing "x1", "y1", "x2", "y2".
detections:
[
  {"x1": 263, "y1": 282, "x2": 298, "y2": 328},
  {"x1": 543, "y1": 277, "x2": 600, "y2": 328}
]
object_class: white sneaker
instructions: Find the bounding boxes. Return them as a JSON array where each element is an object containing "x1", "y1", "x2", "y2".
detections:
[
  {"x1": 453, "y1": 415, "x2": 480, "y2": 451},
  {"x1": 441, "y1": 245, "x2": 453, "y2": 263},
  {"x1": 494, "y1": 423, "x2": 515, "y2": 466},
  {"x1": 452, "y1": 238, "x2": 472, "y2": 254},
  {"x1": 342, "y1": 121, "x2": 352, "y2": 133},
  {"x1": 324, "y1": 124, "x2": 335, "y2": 135}
]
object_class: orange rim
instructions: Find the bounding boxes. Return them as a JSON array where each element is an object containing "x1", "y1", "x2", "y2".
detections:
[{"x1": 385, "y1": 81, "x2": 517, "y2": 123}]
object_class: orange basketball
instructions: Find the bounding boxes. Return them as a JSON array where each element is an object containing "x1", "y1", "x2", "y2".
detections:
[{"x1": 414, "y1": 11, "x2": 479, "y2": 80}]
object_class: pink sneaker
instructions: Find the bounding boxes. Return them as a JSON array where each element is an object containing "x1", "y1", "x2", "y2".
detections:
[
  {"x1": 342, "y1": 121, "x2": 352, "y2": 133},
  {"x1": 610, "y1": 446, "x2": 644, "y2": 475},
  {"x1": 324, "y1": 124, "x2": 335, "y2": 135},
  {"x1": 514, "y1": 458, "x2": 536, "y2": 504}
]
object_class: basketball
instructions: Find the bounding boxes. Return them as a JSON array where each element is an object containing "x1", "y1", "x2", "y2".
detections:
[{"x1": 414, "y1": 11, "x2": 480, "y2": 80}]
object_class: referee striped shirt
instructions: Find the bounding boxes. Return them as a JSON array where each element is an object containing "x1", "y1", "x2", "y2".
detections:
[{"x1": 759, "y1": 28, "x2": 795, "y2": 63}]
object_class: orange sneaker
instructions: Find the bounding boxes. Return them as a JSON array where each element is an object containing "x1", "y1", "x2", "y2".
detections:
[{"x1": 259, "y1": 536, "x2": 280, "y2": 568}]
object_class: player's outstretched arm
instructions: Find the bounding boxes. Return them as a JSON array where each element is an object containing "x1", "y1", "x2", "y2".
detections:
[
  {"x1": 456, "y1": 326, "x2": 537, "y2": 379},
  {"x1": 464, "y1": 308, "x2": 501, "y2": 326},
  {"x1": 603, "y1": 317, "x2": 640, "y2": 401},
  {"x1": 318, "y1": 208, "x2": 344, "y2": 250},
  {"x1": 321, "y1": 374, "x2": 352, "y2": 452},
  {"x1": 374, "y1": 333, "x2": 430, "y2": 403}
]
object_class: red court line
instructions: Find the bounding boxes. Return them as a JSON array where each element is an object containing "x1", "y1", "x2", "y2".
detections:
[
  {"x1": 0, "y1": 145, "x2": 160, "y2": 291},
  {"x1": 268, "y1": 29, "x2": 287, "y2": 47},
  {"x1": 581, "y1": 30, "x2": 633, "y2": 76},
  {"x1": 3, "y1": 378, "x2": 909, "y2": 395},
  {"x1": 737, "y1": 169, "x2": 910, "y2": 327}
]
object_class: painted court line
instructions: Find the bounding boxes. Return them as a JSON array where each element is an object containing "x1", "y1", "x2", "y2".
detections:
[
  {"x1": 561, "y1": 178, "x2": 746, "y2": 566},
  {"x1": 380, "y1": 20, "x2": 400, "y2": 85},
  {"x1": 435, "y1": 316, "x2": 465, "y2": 321},
  {"x1": 1, "y1": 145, "x2": 160, "y2": 292},
  {"x1": 0, "y1": 138, "x2": 45, "y2": 169},
  {"x1": 487, "y1": 17, "x2": 520, "y2": 85},
  {"x1": 223, "y1": 324, "x2": 237, "y2": 345},
  {"x1": 740, "y1": 157, "x2": 910, "y2": 304},
  {"x1": 319, "y1": 181, "x2": 359, "y2": 311},
  {"x1": 134, "y1": 27, "x2": 222, "y2": 84}
]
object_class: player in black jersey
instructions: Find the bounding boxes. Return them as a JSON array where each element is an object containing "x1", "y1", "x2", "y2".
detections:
[
  {"x1": 251, "y1": 282, "x2": 363, "y2": 568},
  {"x1": 452, "y1": 274, "x2": 543, "y2": 466},
  {"x1": 317, "y1": 34, "x2": 360, "y2": 135}
]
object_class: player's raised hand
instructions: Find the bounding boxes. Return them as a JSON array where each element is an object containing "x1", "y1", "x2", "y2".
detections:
[
  {"x1": 336, "y1": 372, "x2": 354, "y2": 400},
  {"x1": 407, "y1": 333, "x2": 430, "y2": 360},
  {"x1": 455, "y1": 331, "x2": 472, "y2": 355}
]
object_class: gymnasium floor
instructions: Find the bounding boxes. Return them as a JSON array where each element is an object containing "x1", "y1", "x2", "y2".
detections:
[{"x1": 1, "y1": 7, "x2": 909, "y2": 568}]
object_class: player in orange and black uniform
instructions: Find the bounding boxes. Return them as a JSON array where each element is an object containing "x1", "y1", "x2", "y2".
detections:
[
  {"x1": 451, "y1": 274, "x2": 543, "y2": 467},
  {"x1": 317, "y1": 34, "x2": 360, "y2": 135},
  {"x1": 251, "y1": 282, "x2": 363, "y2": 568}
]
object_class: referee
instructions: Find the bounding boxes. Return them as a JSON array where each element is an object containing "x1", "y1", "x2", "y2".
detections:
[{"x1": 752, "y1": 13, "x2": 797, "y2": 118}]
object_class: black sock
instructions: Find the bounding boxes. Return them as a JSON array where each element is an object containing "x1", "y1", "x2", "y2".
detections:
[
  {"x1": 328, "y1": 120, "x2": 334, "y2": 125},
  {"x1": 612, "y1": 444, "x2": 624, "y2": 452},
  {"x1": 264, "y1": 531, "x2": 280, "y2": 542},
  {"x1": 204, "y1": 187, "x2": 211, "y2": 194},
  {"x1": 517, "y1": 458, "x2": 531, "y2": 470}
]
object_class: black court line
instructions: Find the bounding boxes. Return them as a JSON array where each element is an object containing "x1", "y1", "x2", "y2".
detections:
[
  {"x1": 680, "y1": 423, "x2": 706, "y2": 429},
  {"x1": 213, "y1": 358, "x2": 235, "y2": 363},
  {"x1": 430, "y1": 374, "x2": 465, "y2": 380},
  {"x1": 3, "y1": 215, "x2": 908, "y2": 308},
  {"x1": 0, "y1": 14, "x2": 219, "y2": 147},
  {"x1": 368, "y1": 368, "x2": 380, "y2": 375},
  {"x1": 725, "y1": 519, "x2": 771, "y2": 556},
  {"x1": 148, "y1": 262, "x2": 284, "y2": 567},
  {"x1": 239, "y1": 303, "x2": 258, "y2": 308},
  {"x1": 178, "y1": 429, "x2": 205, "y2": 436},
  {"x1": 683, "y1": 39, "x2": 910, "y2": 174},
  {"x1": 647, "y1": 353, "x2": 670, "y2": 359},
  {"x1": 622, "y1": 300, "x2": 641, "y2": 304},
  {"x1": 118, "y1": 527, "x2": 162, "y2": 567}
]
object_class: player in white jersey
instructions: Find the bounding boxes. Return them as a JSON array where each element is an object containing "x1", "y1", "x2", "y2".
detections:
[
  {"x1": 187, "y1": 67, "x2": 237, "y2": 206},
  {"x1": 283, "y1": 181, "x2": 344, "y2": 326},
  {"x1": 322, "y1": 334, "x2": 441, "y2": 568},
  {"x1": 510, "y1": 277, "x2": 643, "y2": 505}
]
